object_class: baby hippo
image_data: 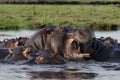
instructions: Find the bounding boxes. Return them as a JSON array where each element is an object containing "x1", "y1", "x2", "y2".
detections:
[{"x1": 23, "y1": 50, "x2": 66, "y2": 64}]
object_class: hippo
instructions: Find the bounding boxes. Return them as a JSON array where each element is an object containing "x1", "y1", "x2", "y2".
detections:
[
  {"x1": 25, "y1": 27, "x2": 92, "y2": 61},
  {"x1": 16, "y1": 37, "x2": 29, "y2": 46},
  {"x1": 0, "y1": 39, "x2": 18, "y2": 48},
  {"x1": 45, "y1": 27, "x2": 89, "y2": 61},
  {"x1": 25, "y1": 26, "x2": 55, "y2": 52},
  {"x1": 79, "y1": 38, "x2": 120, "y2": 62},
  {"x1": 23, "y1": 50, "x2": 66, "y2": 64},
  {"x1": 98, "y1": 36, "x2": 118, "y2": 45},
  {"x1": 3, "y1": 46, "x2": 28, "y2": 63},
  {"x1": 63, "y1": 27, "x2": 94, "y2": 61},
  {"x1": 53, "y1": 27, "x2": 92, "y2": 60},
  {"x1": 3, "y1": 46, "x2": 66, "y2": 64}
]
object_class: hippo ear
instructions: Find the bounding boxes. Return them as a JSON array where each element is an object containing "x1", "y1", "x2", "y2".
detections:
[
  {"x1": 46, "y1": 28, "x2": 54, "y2": 34},
  {"x1": 3, "y1": 38, "x2": 9, "y2": 42}
]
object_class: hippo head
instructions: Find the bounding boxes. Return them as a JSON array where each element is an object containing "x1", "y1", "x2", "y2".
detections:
[
  {"x1": 4, "y1": 46, "x2": 30, "y2": 62},
  {"x1": 35, "y1": 50, "x2": 66, "y2": 64},
  {"x1": 63, "y1": 27, "x2": 93, "y2": 61},
  {"x1": 64, "y1": 37, "x2": 90, "y2": 61},
  {"x1": 67, "y1": 27, "x2": 95, "y2": 43},
  {"x1": 16, "y1": 37, "x2": 29, "y2": 46},
  {"x1": 5, "y1": 39, "x2": 19, "y2": 48},
  {"x1": 103, "y1": 37, "x2": 118, "y2": 45}
]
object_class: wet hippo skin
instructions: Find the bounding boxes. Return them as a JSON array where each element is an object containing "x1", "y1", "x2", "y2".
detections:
[
  {"x1": 24, "y1": 27, "x2": 95, "y2": 62},
  {"x1": 64, "y1": 27, "x2": 95, "y2": 61},
  {"x1": 0, "y1": 39, "x2": 18, "y2": 48},
  {"x1": 0, "y1": 48, "x2": 11, "y2": 60},
  {"x1": 25, "y1": 27, "x2": 55, "y2": 51},
  {"x1": 35, "y1": 50, "x2": 66, "y2": 64},
  {"x1": 23, "y1": 50, "x2": 66, "y2": 64},
  {"x1": 80, "y1": 38, "x2": 120, "y2": 62},
  {"x1": 16, "y1": 37, "x2": 29, "y2": 46},
  {"x1": 46, "y1": 27, "x2": 66, "y2": 55},
  {"x1": 97, "y1": 36, "x2": 118, "y2": 45},
  {"x1": 3, "y1": 46, "x2": 28, "y2": 62}
]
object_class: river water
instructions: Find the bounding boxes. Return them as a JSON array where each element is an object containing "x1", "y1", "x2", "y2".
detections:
[{"x1": 0, "y1": 30, "x2": 120, "y2": 80}]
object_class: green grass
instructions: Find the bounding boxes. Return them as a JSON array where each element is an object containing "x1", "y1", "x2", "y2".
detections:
[{"x1": 0, "y1": 4, "x2": 120, "y2": 30}]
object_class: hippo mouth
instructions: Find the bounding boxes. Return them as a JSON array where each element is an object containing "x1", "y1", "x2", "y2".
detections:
[
  {"x1": 72, "y1": 39, "x2": 91, "y2": 57},
  {"x1": 64, "y1": 39, "x2": 90, "y2": 61}
]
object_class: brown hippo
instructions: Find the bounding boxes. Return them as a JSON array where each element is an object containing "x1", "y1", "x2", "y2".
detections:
[
  {"x1": 25, "y1": 26, "x2": 55, "y2": 52},
  {"x1": 79, "y1": 38, "x2": 120, "y2": 62},
  {"x1": 16, "y1": 37, "x2": 29, "y2": 46},
  {"x1": 3, "y1": 46, "x2": 28, "y2": 63},
  {"x1": 23, "y1": 50, "x2": 66, "y2": 64},
  {"x1": 3, "y1": 46, "x2": 66, "y2": 64},
  {"x1": 25, "y1": 27, "x2": 92, "y2": 61},
  {"x1": 98, "y1": 36, "x2": 118, "y2": 45},
  {"x1": 0, "y1": 39, "x2": 18, "y2": 48},
  {"x1": 49, "y1": 27, "x2": 92, "y2": 60},
  {"x1": 66, "y1": 27, "x2": 95, "y2": 43},
  {"x1": 63, "y1": 27, "x2": 94, "y2": 61},
  {"x1": 49, "y1": 26, "x2": 83, "y2": 54}
]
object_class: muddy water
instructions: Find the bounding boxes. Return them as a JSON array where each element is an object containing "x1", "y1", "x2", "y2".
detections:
[{"x1": 0, "y1": 30, "x2": 120, "y2": 80}]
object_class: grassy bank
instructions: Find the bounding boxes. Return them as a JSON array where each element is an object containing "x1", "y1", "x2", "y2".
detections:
[{"x1": 0, "y1": 4, "x2": 120, "y2": 30}]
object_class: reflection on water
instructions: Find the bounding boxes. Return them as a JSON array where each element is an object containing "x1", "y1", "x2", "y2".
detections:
[
  {"x1": 1, "y1": 60, "x2": 120, "y2": 80},
  {"x1": 26, "y1": 71, "x2": 97, "y2": 80}
]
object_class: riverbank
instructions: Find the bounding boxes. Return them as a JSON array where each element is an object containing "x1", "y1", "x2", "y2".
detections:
[{"x1": 0, "y1": 4, "x2": 120, "y2": 30}]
